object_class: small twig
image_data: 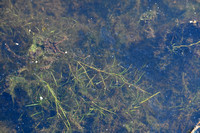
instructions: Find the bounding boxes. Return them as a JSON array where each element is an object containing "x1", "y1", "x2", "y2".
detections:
[
  {"x1": 44, "y1": 37, "x2": 67, "y2": 54},
  {"x1": 54, "y1": 36, "x2": 68, "y2": 46},
  {"x1": 4, "y1": 43, "x2": 26, "y2": 60}
]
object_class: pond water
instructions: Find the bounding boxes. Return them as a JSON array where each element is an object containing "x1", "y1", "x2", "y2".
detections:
[{"x1": 1, "y1": 0, "x2": 200, "y2": 132}]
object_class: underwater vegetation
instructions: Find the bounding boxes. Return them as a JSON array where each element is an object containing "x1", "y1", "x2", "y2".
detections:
[
  {"x1": 1, "y1": 0, "x2": 200, "y2": 132},
  {"x1": 5, "y1": 54, "x2": 160, "y2": 132}
]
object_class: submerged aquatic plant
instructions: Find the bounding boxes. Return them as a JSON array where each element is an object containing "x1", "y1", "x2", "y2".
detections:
[{"x1": 0, "y1": 0, "x2": 164, "y2": 132}]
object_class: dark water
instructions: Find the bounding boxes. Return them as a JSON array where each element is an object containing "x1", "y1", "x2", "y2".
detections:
[{"x1": 1, "y1": 0, "x2": 200, "y2": 132}]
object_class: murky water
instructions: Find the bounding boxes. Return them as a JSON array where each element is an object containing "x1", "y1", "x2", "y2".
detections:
[{"x1": 1, "y1": 0, "x2": 200, "y2": 132}]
